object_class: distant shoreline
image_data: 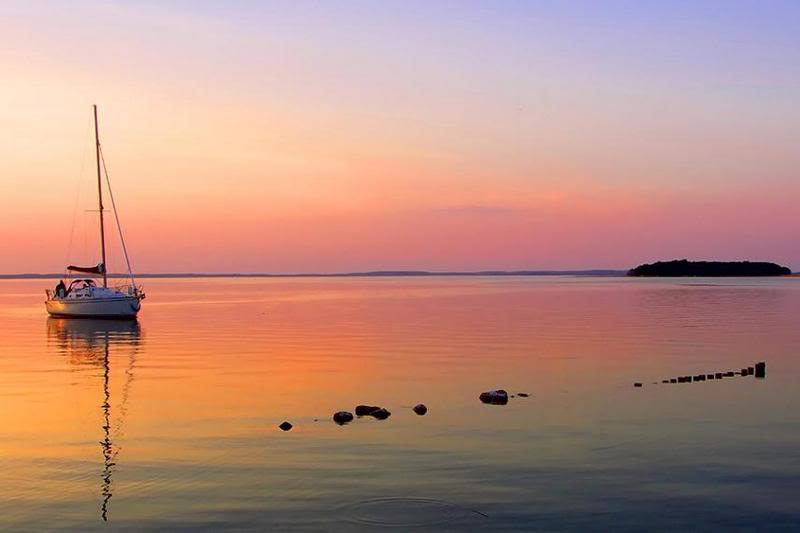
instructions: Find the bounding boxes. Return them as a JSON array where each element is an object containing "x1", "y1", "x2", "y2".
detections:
[
  {"x1": 628, "y1": 260, "x2": 793, "y2": 277},
  {"x1": 0, "y1": 270, "x2": 626, "y2": 280}
]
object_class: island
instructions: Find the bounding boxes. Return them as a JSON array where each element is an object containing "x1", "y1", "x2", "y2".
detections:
[{"x1": 627, "y1": 259, "x2": 792, "y2": 277}]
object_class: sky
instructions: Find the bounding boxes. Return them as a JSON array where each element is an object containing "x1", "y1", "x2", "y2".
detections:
[{"x1": 1, "y1": 0, "x2": 798, "y2": 273}]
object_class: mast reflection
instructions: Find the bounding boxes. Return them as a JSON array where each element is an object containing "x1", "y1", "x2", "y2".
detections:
[{"x1": 47, "y1": 318, "x2": 142, "y2": 522}]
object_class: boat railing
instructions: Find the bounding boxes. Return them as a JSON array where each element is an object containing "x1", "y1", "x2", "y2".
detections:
[
  {"x1": 47, "y1": 284, "x2": 144, "y2": 301},
  {"x1": 113, "y1": 283, "x2": 145, "y2": 299}
]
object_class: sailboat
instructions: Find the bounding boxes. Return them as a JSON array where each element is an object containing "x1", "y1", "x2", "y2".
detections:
[{"x1": 45, "y1": 105, "x2": 145, "y2": 318}]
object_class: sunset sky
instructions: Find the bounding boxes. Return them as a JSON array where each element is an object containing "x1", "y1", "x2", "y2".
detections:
[{"x1": 1, "y1": 1, "x2": 798, "y2": 273}]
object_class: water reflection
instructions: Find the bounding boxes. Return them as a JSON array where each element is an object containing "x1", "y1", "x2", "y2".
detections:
[
  {"x1": 0, "y1": 277, "x2": 793, "y2": 531},
  {"x1": 46, "y1": 318, "x2": 142, "y2": 522}
]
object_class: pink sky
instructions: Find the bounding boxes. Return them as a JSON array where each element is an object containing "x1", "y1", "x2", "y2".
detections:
[{"x1": 1, "y1": 2, "x2": 798, "y2": 273}]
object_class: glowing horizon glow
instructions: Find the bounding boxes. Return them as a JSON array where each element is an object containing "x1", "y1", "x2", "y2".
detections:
[{"x1": 1, "y1": 1, "x2": 798, "y2": 273}]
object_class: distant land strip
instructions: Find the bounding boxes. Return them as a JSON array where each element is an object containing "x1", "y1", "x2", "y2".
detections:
[
  {"x1": 628, "y1": 260, "x2": 793, "y2": 277},
  {"x1": 0, "y1": 270, "x2": 626, "y2": 280}
]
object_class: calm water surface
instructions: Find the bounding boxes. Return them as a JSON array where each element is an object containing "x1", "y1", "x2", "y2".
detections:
[{"x1": 1, "y1": 276, "x2": 799, "y2": 531}]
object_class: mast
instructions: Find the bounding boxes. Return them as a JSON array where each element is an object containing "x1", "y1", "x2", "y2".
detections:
[{"x1": 94, "y1": 105, "x2": 108, "y2": 288}]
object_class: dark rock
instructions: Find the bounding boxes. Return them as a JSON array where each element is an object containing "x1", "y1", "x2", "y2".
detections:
[
  {"x1": 369, "y1": 408, "x2": 391, "y2": 420},
  {"x1": 479, "y1": 389, "x2": 509, "y2": 405},
  {"x1": 747, "y1": 366, "x2": 755, "y2": 375},
  {"x1": 662, "y1": 380, "x2": 669, "y2": 383},
  {"x1": 332, "y1": 411, "x2": 354, "y2": 425},
  {"x1": 355, "y1": 405, "x2": 381, "y2": 417},
  {"x1": 725, "y1": 371, "x2": 735, "y2": 377},
  {"x1": 755, "y1": 361, "x2": 766, "y2": 378},
  {"x1": 740, "y1": 369, "x2": 748, "y2": 376},
  {"x1": 715, "y1": 373, "x2": 723, "y2": 379},
  {"x1": 517, "y1": 393, "x2": 530, "y2": 397},
  {"x1": 634, "y1": 382, "x2": 643, "y2": 387},
  {"x1": 707, "y1": 374, "x2": 714, "y2": 379},
  {"x1": 278, "y1": 421, "x2": 292, "y2": 431},
  {"x1": 413, "y1": 404, "x2": 428, "y2": 415},
  {"x1": 670, "y1": 378, "x2": 677, "y2": 383}
]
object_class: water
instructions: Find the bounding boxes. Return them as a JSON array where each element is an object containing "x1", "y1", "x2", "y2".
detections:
[{"x1": 1, "y1": 276, "x2": 799, "y2": 531}]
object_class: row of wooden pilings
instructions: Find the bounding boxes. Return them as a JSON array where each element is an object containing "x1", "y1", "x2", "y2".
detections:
[{"x1": 634, "y1": 361, "x2": 765, "y2": 387}]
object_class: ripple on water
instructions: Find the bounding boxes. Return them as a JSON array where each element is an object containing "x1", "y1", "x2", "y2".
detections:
[{"x1": 341, "y1": 497, "x2": 483, "y2": 527}]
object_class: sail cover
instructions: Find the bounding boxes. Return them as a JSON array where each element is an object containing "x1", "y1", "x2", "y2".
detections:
[{"x1": 67, "y1": 263, "x2": 105, "y2": 275}]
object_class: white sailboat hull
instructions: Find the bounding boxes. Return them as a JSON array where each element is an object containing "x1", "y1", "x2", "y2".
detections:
[{"x1": 46, "y1": 295, "x2": 141, "y2": 318}]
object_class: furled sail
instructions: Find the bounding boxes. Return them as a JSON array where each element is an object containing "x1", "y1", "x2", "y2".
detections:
[{"x1": 67, "y1": 263, "x2": 105, "y2": 275}]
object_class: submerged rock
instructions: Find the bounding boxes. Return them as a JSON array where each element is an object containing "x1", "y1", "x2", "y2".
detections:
[
  {"x1": 278, "y1": 421, "x2": 293, "y2": 431},
  {"x1": 479, "y1": 389, "x2": 509, "y2": 405},
  {"x1": 333, "y1": 411, "x2": 354, "y2": 425},
  {"x1": 355, "y1": 405, "x2": 382, "y2": 417},
  {"x1": 517, "y1": 393, "x2": 530, "y2": 397},
  {"x1": 413, "y1": 404, "x2": 428, "y2": 415},
  {"x1": 634, "y1": 383, "x2": 643, "y2": 388},
  {"x1": 369, "y1": 408, "x2": 391, "y2": 420}
]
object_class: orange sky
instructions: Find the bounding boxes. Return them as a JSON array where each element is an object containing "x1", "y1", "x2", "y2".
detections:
[{"x1": 1, "y1": 2, "x2": 798, "y2": 273}]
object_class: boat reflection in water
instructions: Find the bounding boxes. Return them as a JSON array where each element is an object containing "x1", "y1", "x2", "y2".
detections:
[{"x1": 46, "y1": 318, "x2": 143, "y2": 522}]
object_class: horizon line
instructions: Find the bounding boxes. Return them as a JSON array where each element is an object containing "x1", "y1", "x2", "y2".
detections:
[{"x1": 0, "y1": 269, "x2": 628, "y2": 280}]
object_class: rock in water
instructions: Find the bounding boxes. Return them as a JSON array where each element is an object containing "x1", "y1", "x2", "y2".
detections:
[
  {"x1": 370, "y1": 408, "x2": 391, "y2": 420},
  {"x1": 413, "y1": 404, "x2": 428, "y2": 415},
  {"x1": 517, "y1": 393, "x2": 530, "y2": 397},
  {"x1": 278, "y1": 421, "x2": 293, "y2": 431},
  {"x1": 355, "y1": 405, "x2": 382, "y2": 417},
  {"x1": 479, "y1": 389, "x2": 509, "y2": 405},
  {"x1": 634, "y1": 383, "x2": 643, "y2": 388},
  {"x1": 755, "y1": 361, "x2": 766, "y2": 378},
  {"x1": 333, "y1": 411, "x2": 354, "y2": 425}
]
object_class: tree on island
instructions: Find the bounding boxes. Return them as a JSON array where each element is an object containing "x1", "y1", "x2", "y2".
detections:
[{"x1": 627, "y1": 259, "x2": 792, "y2": 277}]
